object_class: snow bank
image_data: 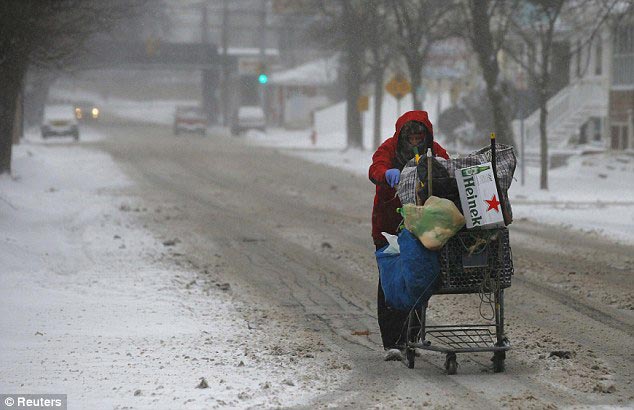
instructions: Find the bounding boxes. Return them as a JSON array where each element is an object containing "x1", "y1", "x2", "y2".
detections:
[
  {"x1": 313, "y1": 90, "x2": 450, "y2": 150},
  {"x1": 103, "y1": 98, "x2": 200, "y2": 126},
  {"x1": 509, "y1": 152, "x2": 634, "y2": 244},
  {"x1": 247, "y1": 129, "x2": 634, "y2": 246},
  {"x1": 0, "y1": 140, "x2": 348, "y2": 409}
]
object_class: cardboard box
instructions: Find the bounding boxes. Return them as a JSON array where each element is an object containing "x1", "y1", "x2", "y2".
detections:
[{"x1": 455, "y1": 162, "x2": 504, "y2": 229}]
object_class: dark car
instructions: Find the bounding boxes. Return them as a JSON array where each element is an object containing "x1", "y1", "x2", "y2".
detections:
[{"x1": 174, "y1": 106, "x2": 207, "y2": 136}]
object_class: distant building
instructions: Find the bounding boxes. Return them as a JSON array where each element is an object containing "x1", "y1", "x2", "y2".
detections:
[
  {"x1": 268, "y1": 55, "x2": 338, "y2": 128},
  {"x1": 609, "y1": 13, "x2": 634, "y2": 150},
  {"x1": 511, "y1": 5, "x2": 634, "y2": 152}
]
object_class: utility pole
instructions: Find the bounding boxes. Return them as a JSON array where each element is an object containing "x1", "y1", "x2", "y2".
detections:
[
  {"x1": 221, "y1": 0, "x2": 230, "y2": 126},
  {"x1": 201, "y1": 1, "x2": 214, "y2": 123},
  {"x1": 259, "y1": 0, "x2": 268, "y2": 124},
  {"x1": 201, "y1": 1, "x2": 209, "y2": 44},
  {"x1": 520, "y1": 106, "x2": 525, "y2": 186}
]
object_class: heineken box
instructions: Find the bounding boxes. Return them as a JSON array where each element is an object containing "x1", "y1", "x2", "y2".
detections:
[{"x1": 455, "y1": 162, "x2": 505, "y2": 229}]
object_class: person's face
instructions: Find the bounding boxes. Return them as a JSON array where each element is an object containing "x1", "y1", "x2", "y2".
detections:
[{"x1": 407, "y1": 133, "x2": 425, "y2": 147}]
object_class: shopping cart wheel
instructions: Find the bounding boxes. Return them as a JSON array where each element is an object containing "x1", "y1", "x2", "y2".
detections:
[
  {"x1": 406, "y1": 347, "x2": 416, "y2": 369},
  {"x1": 406, "y1": 307, "x2": 423, "y2": 369},
  {"x1": 445, "y1": 353, "x2": 457, "y2": 375},
  {"x1": 492, "y1": 352, "x2": 505, "y2": 373}
]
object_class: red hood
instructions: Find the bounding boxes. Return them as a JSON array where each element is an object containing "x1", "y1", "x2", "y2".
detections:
[
  {"x1": 394, "y1": 110, "x2": 434, "y2": 138},
  {"x1": 393, "y1": 110, "x2": 448, "y2": 158}
]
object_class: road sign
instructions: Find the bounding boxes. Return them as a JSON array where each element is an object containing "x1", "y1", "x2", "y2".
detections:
[
  {"x1": 145, "y1": 37, "x2": 160, "y2": 57},
  {"x1": 386, "y1": 74, "x2": 411, "y2": 99},
  {"x1": 357, "y1": 95, "x2": 369, "y2": 112}
]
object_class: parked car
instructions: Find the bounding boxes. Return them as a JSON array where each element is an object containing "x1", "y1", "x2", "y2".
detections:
[
  {"x1": 73, "y1": 100, "x2": 100, "y2": 122},
  {"x1": 41, "y1": 105, "x2": 79, "y2": 140},
  {"x1": 231, "y1": 105, "x2": 266, "y2": 136},
  {"x1": 174, "y1": 105, "x2": 207, "y2": 136}
]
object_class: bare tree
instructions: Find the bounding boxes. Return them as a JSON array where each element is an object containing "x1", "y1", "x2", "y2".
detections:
[
  {"x1": 390, "y1": 0, "x2": 456, "y2": 111},
  {"x1": 340, "y1": 1, "x2": 368, "y2": 149},
  {"x1": 365, "y1": 0, "x2": 396, "y2": 149},
  {"x1": 0, "y1": 0, "x2": 146, "y2": 174},
  {"x1": 311, "y1": 1, "x2": 376, "y2": 149},
  {"x1": 460, "y1": 0, "x2": 518, "y2": 149},
  {"x1": 504, "y1": 0, "x2": 619, "y2": 189}
]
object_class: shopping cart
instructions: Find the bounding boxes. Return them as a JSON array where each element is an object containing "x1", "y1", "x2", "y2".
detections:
[
  {"x1": 404, "y1": 133, "x2": 513, "y2": 374},
  {"x1": 404, "y1": 228, "x2": 513, "y2": 373}
]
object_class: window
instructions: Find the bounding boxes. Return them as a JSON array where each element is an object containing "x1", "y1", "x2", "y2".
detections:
[{"x1": 613, "y1": 23, "x2": 634, "y2": 86}]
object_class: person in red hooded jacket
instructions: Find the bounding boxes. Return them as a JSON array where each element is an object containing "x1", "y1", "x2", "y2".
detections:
[{"x1": 369, "y1": 110, "x2": 449, "y2": 359}]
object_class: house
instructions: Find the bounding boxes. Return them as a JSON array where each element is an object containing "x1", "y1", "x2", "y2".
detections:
[
  {"x1": 512, "y1": 6, "x2": 633, "y2": 152},
  {"x1": 267, "y1": 55, "x2": 338, "y2": 128},
  {"x1": 610, "y1": 12, "x2": 634, "y2": 150}
]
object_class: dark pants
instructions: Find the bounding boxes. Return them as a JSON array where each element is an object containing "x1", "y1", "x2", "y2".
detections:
[{"x1": 375, "y1": 242, "x2": 409, "y2": 350}]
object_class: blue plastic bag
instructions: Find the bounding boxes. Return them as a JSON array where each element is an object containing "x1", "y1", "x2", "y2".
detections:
[{"x1": 375, "y1": 229, "x2": 440, "y2": 311}]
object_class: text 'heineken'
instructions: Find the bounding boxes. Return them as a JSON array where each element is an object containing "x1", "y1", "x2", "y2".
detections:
[{"x1": 455, "y1": 162, "x2": 505, "y2": 229}]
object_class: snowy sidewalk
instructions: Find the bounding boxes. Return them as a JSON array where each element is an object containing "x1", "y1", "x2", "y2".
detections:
[
  {"x1": 0, "y1": 134, "x2": 346, "y2": 409},
  {"x1": 246, "y1": 129, "x2": 634, "y2": 246}
]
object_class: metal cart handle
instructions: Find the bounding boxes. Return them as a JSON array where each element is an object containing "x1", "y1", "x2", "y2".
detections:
[
  {"x1": 427, "y1": 131, "x2": 434, "y2": 197},
  {"x1": 490, "y1": 133, "x2": 511, "y2": 226}
]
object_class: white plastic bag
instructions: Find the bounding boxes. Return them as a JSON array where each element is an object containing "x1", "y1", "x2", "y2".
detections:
[{"x1": 381, "y1": 232, "x2": 400, "y2": 254}]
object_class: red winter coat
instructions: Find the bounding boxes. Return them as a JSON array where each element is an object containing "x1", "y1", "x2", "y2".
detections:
[{"x1": 368, "y1": 111, "x2": 449, "y2": 247}]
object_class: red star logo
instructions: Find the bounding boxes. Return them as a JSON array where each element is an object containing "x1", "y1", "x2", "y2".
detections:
[{"x1": 485, "y1": 194, "x2": 501, "y2": 212}]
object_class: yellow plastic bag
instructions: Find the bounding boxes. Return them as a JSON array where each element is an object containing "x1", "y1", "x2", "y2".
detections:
[{"x1": 402, "y1": 196, "x2": 466, "y2": 251}]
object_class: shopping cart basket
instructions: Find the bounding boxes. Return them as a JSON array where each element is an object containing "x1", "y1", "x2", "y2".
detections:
[
  {"x1": 404, "y1": 133, "x2": 513, "y2": 374},
  {"x1": 404, "y1": 227, "x2": 513, "y2": 373}
]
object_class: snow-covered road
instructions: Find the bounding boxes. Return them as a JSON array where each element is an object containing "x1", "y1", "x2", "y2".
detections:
[
  {"x1": 1, "y1": 123, "x2": 632, "y2": 409},
  {"x1": 0, "y1": 132, "x2": 349, "y2": 409}
]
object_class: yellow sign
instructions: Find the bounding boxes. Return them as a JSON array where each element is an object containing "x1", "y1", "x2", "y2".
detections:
[
  {"x1": 357, "y1": 95, "x2": 369, "y2": 112},
  {"x1": 146, "y1": 37, "x2": 160, "y2": 57},
  {"x1": 385, "y1": 74, "x2": 411, "y2": 99}
]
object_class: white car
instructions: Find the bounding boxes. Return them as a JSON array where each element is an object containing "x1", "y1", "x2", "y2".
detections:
[
  {"x1": 231, "y1": 106, "x2": 266, "y2": 135},
  {"x1": 41, "y1": 105, "x2": 79, "y2": 140},
  {"x1": 174, "y1": 105, "x2": 207, "y2": 136}
]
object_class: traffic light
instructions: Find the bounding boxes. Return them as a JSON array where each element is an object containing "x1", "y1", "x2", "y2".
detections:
[{"x1": 258, "y1": 63, "x2": 268, "y2": 84}]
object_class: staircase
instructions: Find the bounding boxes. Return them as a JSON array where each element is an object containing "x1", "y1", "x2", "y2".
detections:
[
  {"x1": 519, "y1": 150, "x2": 578, "y2": 169},
  {"x1": 513, "y1": 78, "x2": 608, "y2": 153}
]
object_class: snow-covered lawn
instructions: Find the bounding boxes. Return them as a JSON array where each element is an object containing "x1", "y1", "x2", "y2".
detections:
[
  {"x1": 0, "y1": 131, "x2": 346, "y2": 409},
  {"x1": 246, "y1": 128, "x2": 634, "y2": 245}
]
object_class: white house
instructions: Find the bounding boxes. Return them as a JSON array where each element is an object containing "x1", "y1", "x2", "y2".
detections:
[
  {"x1": 512, "y1": 6, "x2": 633, "y2": 152},
  {"x1": 268, "y1": 55, "x2": 338, "y2": 128}
]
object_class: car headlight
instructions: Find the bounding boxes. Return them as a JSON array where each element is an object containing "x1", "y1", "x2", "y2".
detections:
[
  {"x1": 91, "y1": 107, "x2": 99, "y2": 118},
  {"x1": 75, "y1": 108, "x2": 82, "y2": 119}
]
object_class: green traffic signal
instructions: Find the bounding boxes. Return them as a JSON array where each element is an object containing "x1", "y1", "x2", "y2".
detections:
[{"x1": 258, "y1": 73, "x2": 268, "y2": 84}]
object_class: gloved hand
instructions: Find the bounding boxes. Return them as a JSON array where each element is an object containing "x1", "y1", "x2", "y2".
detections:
[{"x1": 385, "y1": 168, "x2": 400, "y2": 188}]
